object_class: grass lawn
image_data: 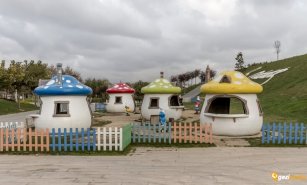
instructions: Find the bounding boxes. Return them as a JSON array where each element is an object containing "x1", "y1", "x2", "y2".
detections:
[
  {"x1": 0, "y1": 99, "x2": 38, "y2": 115},
  {"x1": 240, "y1": 54, "x2": 307, "y2": 123}
]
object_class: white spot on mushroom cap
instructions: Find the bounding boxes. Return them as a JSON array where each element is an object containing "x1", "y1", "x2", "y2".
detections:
[
  {"x1": 46, "y1": 80, "x2": 55, "y2": 86},
  {"x1": 68, "y1": 85, "x2": 73, "y2": 88},
  {"x1": 66, "y1": 80, "x2": 71, "y2": 83},
  {"x1": 234, "y1": 81, "x2": 242, "y2": 85},
  {"x1": 76, "y1": 85, "x2": 83, "y2": 89},
  {"x1": 162, "y1": 79, "x2": 169, "y2": 83},
  {"x1": 44, "y1": 86, "x2": 49, "y2": 89},
  {"x1": 149, "y1": 85, "x2": 156, "y2": 88}
]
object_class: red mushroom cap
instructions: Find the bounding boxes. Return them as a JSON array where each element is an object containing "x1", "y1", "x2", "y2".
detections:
[{"x1": 106, "y1": 83, "x2": 135, "y2": 94}]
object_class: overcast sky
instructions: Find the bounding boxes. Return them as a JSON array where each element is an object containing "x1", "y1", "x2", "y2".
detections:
[{"x1": 0, "y1": 0, "x2": 306, "y2": 83}]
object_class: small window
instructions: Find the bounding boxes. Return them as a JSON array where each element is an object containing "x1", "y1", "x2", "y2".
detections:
[
  {"x1": 257, "y1": 99, "x2": 263, "y2": 116},
  {"x1": 169, "y1": 95, "x2": 180, "y2": 106},
  {"x1": 206, "y1": 96, "x2": 248, "y2": 114},
  {"x1": 115, "y1": 96, "x2": 122, "y2": 104},
  {"x1": 149, "y1": 98, "x2": 159, "y2": 109},
  {"x1": 54, "y1": 101, "x2": 70, "y2": 117}
]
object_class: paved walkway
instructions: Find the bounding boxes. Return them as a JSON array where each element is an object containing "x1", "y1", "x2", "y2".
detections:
[
  {"x1": 0, "y1": 111, "x2": 37, "y2": 123},
  {"x1": 1, "y1": 147, "x2": 307, "y2": 185}
]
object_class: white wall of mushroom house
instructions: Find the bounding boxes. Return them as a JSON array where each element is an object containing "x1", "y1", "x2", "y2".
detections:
[
  {"x1": 30, "y1": 64, "x2": 93, "y2": 131},
  {"x1": 106, "y1": 83, "x2": 135, "y2": 113},
  {"x1": 141, "y1": 73, "x2": 184, "y2": 121},
  {"x1": 200, "y1": 71, "x2": 263, "y2": 136}
]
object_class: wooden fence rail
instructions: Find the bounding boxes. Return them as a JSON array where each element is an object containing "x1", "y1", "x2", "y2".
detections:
[
  {"x1": 262, "y1": 123, "x2": 306, "y2": 144},
  {"x1": 0, "y1": 128, "x2": 49, "y2": 152},
  {"x1": 131, "y1": 122, "x2": 172, "y2": 143},
  {"x1": 96, "y1": 127, "x2": 121, "y2": 151},
  {"x1": 173, "y1": 122, "x2": 213, "y2": 144},
  {"x1": 131, "y1": 122, "x2": 213, "y2": 144},
  {"x1": 50, "y1": 128, "x2": 96, "y2": 152}
]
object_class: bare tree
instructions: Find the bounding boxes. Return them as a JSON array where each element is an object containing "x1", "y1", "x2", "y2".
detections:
[{"x1": 274, "y1": 40, "x2": 281, "y2": 60}]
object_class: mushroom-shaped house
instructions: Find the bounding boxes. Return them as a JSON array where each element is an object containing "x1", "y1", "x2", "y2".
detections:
[
  {"x1": 200, "y1": 71, "x2": 263, "y2": 136},
  {"x1": 32, "y1": 64, "x2": 93, "y2": 131},
  {"x1": 106, "y1": 83, "x2": 135, "y2": 113},
  {"x1": 141, "y1": 72, "x2": 184, "y2": 121}
]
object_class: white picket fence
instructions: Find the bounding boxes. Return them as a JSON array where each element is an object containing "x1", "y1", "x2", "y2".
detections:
[{"x1": 95, "y1": 127, "x2": 123, "y2": 151}]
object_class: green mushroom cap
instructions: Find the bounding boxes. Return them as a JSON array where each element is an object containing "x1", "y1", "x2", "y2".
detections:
[{"x1": 141, "y1": 78, "x2": 181, "y2": 94}]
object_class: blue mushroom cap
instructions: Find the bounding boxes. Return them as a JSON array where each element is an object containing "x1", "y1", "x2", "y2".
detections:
[{"x1": 34, "y1": 75, "x2": 92, "y2": 96}]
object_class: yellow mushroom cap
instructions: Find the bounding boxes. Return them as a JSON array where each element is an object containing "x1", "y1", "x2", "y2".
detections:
[{"x1": 200, "y1": 71, "x2": 263, "y2": 94}]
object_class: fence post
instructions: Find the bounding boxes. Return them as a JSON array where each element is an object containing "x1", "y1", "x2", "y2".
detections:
[
  {"x1": 142, "y1": 124, "x2": 146, "y2": 143},
  {"x1": 119, "y1": 127, "x2": 123, "y2": 151},
  {"x1": 0, "y1": 129, "x2": 4, "y2": 152},
  {"x1": 283, "y1": 123, "x2": 287, "y2": 144},
  {"x1": 103, "y1": 127, "x2": 106, "y2": 151},
  {"x1": 87, "y1": 128, "x2": 91, "y2": 151},
  {"x1": 17, "y1": 128, "x2": 21, "y2": 151},
  {"x1": 40, "y1": 129, "x2": 44, "y2": 152},
  {"x1": 277, "y1": 123, "x2": 281, "y2": 144},
  {"x1": 261, "y1": 124, "x2": 266, "y2": 144},
  {"x1": 81, "y1": 128, "x2": 85, "y2": 151},
  {"x1": 289, "y1": 123, "x2": 292, "y2": 144},
  {"x1": 173, "y1": 122, "x2": 176, "y2": 144},
  {"x1": 75, "y1": 128, "x2": 79, "y2": 152},
  {"x1": 97, "y1": 128, "x2": 101, "y2": 151},
  {"x1": 12, "y1": 129, "x2": 15, "y2": 151},
  {"x1": 5, "y1": 129, "x2": 8, "y2": 151},
  {"x1": 300, "y1": 123, "x2": 304, "y2": 144},
  {"x1": 115, "y1": 127, "x2": 118, "y2": 151},
  {"x1": 57, "y1": 128, "x2": 61, "y2": 151},
  {"x1": 64, "y1": 128, "x2": 67, "y2": 152},
  {"x1": 148, "y1": 123, "x2": 151, "y2": 143},
  {"x1": 108, "y1": 127, "x2": 112, "y2": 151},
  {"x1": 267, "y1": 123, "x2": 271, "y2": 144},
  {"x1": 69, "y1": 128, "x2": 73, "y2": 151},
  {"x1": 23, "y1": 128, "x2": 27, "y2": 151},
  {"x1": 46, "y1": 128, "x2": 50, "y2": 152},
  {"x1": 138, "y1": 124, "x2": 141, "y2": 143},
  {"x1": 168, "y1": 122, "x2": 172, "y2": 144},
  {"x1": 272, "y1": 123, "x2": 276, "y2": 144},
  {"x1": 294, "y1": 123, "x2": 298, "y2": 144},
  {"x1": 92, "y1": 128, "x2": 96, "y2": 151},
  {"x1": 51, "y1": 128, "x2": 55, "y2": 151},
  {"x1": 153, "y1": 123, "x2": 156, "y2": 143}
]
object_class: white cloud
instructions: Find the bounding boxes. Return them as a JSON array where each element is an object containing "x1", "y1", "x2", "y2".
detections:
[{"x1": 0, "y1": 0, "x2": 306, "y2": 83}]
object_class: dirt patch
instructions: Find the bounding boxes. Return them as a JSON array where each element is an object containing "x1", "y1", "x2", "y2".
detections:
[{"x1": 92, "y1": 109, "x2": 201, "y2": 128}]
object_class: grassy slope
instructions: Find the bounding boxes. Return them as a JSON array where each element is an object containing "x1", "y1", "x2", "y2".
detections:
[
  {"x1": 0, "y1": 99, "x2": 38, "y2": 115},
  {"x1": 241, "y1": 54, "x2": 307, "y2": 123}
]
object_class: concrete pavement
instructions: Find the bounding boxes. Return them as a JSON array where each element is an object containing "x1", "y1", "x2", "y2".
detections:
[
  {"x1": 0, "y1": 111, "x2": 37, "y2": 123},
  {"x1": 0, "y1": 147, "x2": 307, "y2": 185}
]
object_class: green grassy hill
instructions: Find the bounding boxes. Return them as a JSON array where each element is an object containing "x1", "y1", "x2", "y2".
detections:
[
  {"x1": 0, "y1": 99, "x2": 38, "y2": 115},
  {"x1": 241, "y1": 54, "x2": 307, "y2": 123}
]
